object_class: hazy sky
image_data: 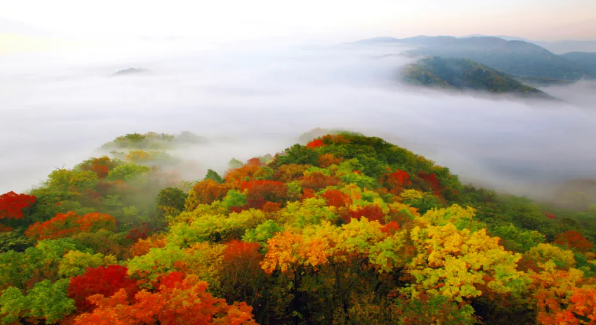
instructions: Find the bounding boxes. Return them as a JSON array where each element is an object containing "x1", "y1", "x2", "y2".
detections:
[{"x1": 1, "y1": 0, "x2": 596, "y2": 43}]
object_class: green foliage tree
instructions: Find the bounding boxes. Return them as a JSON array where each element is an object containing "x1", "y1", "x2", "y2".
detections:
[
  {"x1": 204, "y1": 169, "x2": 224, "y2": 183},
  {"x1": 106, "y1": 163, "x2": 151, "y2": 182},
  {"x1": 156, "y1": 187, "x2": 186, "y2": 218},
  {"x1": 0, "y1": 279, "x2": 75, "y2": 324}
]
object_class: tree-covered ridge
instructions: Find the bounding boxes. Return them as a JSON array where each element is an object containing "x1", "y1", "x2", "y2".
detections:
[
  {"x1": 402, "y1": 57, "x2": 556, "y2": 99},
  {"x1": 1, "y1": 131, "x2": 596, "y2": 324},
  {"x1": 101, "y1": 131, "x2": 207, "y2": 151},
  {"x1": 356, "y1": 36, "x2": 595, "y2": 81}
]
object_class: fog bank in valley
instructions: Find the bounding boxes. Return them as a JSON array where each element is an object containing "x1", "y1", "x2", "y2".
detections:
[{"x1": 1, "y1": 40, "x2": 595, "y2": 204}]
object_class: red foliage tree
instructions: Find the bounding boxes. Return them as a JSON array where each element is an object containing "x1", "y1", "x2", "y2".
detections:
[
  {"x1": 241, "y1": 180, "x2": 287, "y2": 209},
  {"x1": 544, "y1": 212, "x2": 557, "y2": 220},
  {"x1": 262, "y1": 202, "x2": 281, "y2": 213},
  {"x1": 381, "y1": 221, "x2": 400, "y2": 235},
  {"x1": 321, "y1": 189, "x2": 351, "y2": 208},
  {"x1": 74, "y1": 272, "x2": 258, "y2": 325},
  {"x1": 223, "y1": 240, "x2": 262, "y2": 265},
  {"x1": 222, "y1": 240, "x2": 264, "y2": 286},
  {"x1": 344, "y1": 205, "x2": 385, "y2": 224},
  {"x1": 554, "y1": 231, "x2": 594, "y2": 253},
  {"x1": 25, "y1": 211, "x2": 116, "y2": 240},
  {"x1": 68, "y1": 265, "x2": 139, "y2": 312},
  {"x1": 302, "y1": 188, "x2": 316, "y2": 200},
  {"x1": 126, "y1": 223, "x2": 152, "y2": 241},
  {"x1": 79, "y1": 156, "x2": 118, "y2": 179},
  {"x1": 0, "y1": 191, "x2": 36, "y2": 219},
  {"x1": 230, "y1": 206, "x2": 249, "y2": 213},
  {"x1": 418, "y1": 172, "x2": 442, "y2": 197},
  {"x1": 299, "y1": 172, "x2": 341, "y2": 191},
  {"x1": 380, "y1": 170, "x2": 411, "y2": 195},
  {"x1": 0, "y1": 224, "x2": 13, "y2": 233},
  {"x1": 306, "y1": 139, "x2": 324, "y2": 149}
]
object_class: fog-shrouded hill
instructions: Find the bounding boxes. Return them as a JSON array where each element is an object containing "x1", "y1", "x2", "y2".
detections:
[
  {"x1": 401, "y1": 56, "x2": 556, "y2": 100},
  {"x1": 355, "y1": 36, "x2": 594, "y2": 81},
  {"x1": 112, "y1": 68, "x2": 148, "y2": 76},
  {"x1": 560, "y1": 52, "x2": 596, "y2": 75},
  {"x1": 462, "y1": 35, "x2": 596, "y2": 54}
]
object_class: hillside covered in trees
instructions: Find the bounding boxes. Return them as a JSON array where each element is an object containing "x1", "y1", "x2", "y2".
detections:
[
  {"x1": 401, "y1": 57, "x2": 555, "y2": 99},
  {"x1": 1, "y1": 130, "x2": 596, "y2": 324}
]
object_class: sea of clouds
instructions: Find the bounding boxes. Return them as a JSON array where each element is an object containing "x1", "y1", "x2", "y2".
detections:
[{"x1": 1, "y1": 39, "x2": 595, "y2": 202}]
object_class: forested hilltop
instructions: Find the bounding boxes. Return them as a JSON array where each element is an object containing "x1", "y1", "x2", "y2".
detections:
[{"x1": 1, "y1": 130, "x2": 596, "y2": 324}]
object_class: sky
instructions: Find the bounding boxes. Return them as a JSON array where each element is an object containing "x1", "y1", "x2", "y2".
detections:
[{"x1": 1, "y1": 0, "x2": 595, "y2": 45}]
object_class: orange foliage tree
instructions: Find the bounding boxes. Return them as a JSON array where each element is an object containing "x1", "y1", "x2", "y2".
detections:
[
  {"x1": 224, "y1": 164, "x2": 263, "y2": 190},
  {"x1": 320, "y1": 134, "x2": 350, "y2": 145},
  {"x1": 25, "y1": 211, "x2": 116, "y2": 240},
  {"x1": 78, "y1": 156, "x2": 119, "y2": 179},
  {"x1": 531, "y1": 261, "x2": 596, "y2": 325},
  {"x1": 272, "y1": 164, "x2": 309, "y2": 182},
  {"x1": 246, "y1": 158, "x2": 265, "y2": 167},
  {"x1": 185, "y1": 179, "x2": 229, "y2": 211},
  {"x1": 554, "y1": 231, "x2": 594, "y2": 253},
  {"x1": 318, "y1": 153, "x2": 342, "y2": 168},
  {"x1": 129, "y1": 234, "x2": 168, "y2": 258}
]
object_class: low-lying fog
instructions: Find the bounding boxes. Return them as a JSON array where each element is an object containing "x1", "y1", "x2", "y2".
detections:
[{"x1": 1, "y1": 40, "x2": 595, "y2": 203}]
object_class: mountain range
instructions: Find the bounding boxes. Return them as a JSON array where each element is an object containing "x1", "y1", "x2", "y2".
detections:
[{"x1": 355, "y1": 36, "x2": 596, "y2": 82}]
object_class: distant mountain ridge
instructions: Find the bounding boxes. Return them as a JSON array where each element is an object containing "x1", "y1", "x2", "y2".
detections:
[
  {"x1": 354, "y1": 36, "x2": 595, "y2": 81},
  {"x1": 462, "y1": 35, "x2": 596, "y2": 54},
  {"x1": 402, "y1": 56, "x2": 556, "y2": 100},
  {"x1": 560, "y1": 52, "x2": 596, "y2": 75}
]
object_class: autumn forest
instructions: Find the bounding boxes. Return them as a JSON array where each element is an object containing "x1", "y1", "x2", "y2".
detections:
[{"x1": 1, "y1": 130, "x2": 596, "y2": 325}]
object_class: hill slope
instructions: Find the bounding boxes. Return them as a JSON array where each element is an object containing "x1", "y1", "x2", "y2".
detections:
[
  {"x1": 402, "y1": 56, "x2": 556, "y2": 99},
  {"x1": 560, "y1": 52, "x2": 596, "y2": 75},
  {"x1": 1, "y1": 131, "x2": 596, "y2": 324},
  {"x1": 356, "y1": 36, "x2": 594, "y2": 81}
]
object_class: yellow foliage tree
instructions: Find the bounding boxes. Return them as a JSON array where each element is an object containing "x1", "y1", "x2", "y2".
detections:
[
  {"x1": 125, "y1": 150, "x2": 151, "y2": 163},
  {"x1": 526, "y1": 243, "x2": 577, "y2": 269},
  {"x1": 406, "y1": 223, "x2": 528, "y2": 302}
]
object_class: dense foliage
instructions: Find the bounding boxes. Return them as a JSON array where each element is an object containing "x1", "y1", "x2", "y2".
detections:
[{"x1": 1, "y1": 130, "x2": 596, "y2": 324}]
